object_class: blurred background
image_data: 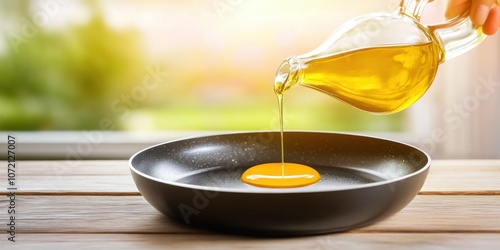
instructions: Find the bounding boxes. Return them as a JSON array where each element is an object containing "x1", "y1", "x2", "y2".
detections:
[{"x1": 0, "y1": 0, "x2": 498, "y2": 159}]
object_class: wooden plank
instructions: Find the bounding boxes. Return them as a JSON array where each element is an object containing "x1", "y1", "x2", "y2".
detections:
[
  {"x1": 0, "y1": 160, "x2": 138, "y2": 194},
  {"x1": 5, "y1": 176, "x2": 139, "y2": 194},
  {"x1": 1, "y1": 195, "x2": 499, "y2": 234},
  {"x1": 422, "y1": 160, "x2": 500, "y2": 193},
  {"x1": 2, "y1": 233, "x2": 500, "y2": 249},
  {"x1": 367, "y1": 195, "x2": 500, "y2": 232},
  {"x1": 11, "y1": 160, "x2": 131, "y2": 176},
  {"x1": 0, "y1": 195, "x2": 197, "y2": 234},
  {"x1": 1, "y1": 160, "x2": 499, "y2": 194}
]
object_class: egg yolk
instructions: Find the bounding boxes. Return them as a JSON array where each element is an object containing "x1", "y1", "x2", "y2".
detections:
[{"x1": 241, "y1": 162, "x2": 320, "y2": 188}]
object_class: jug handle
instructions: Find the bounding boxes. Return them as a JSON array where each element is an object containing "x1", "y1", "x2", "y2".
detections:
[{"x1": 402, "y1": 0, "x2": 487, "y2": 62}]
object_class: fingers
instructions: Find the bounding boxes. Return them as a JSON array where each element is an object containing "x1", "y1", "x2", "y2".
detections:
[
  {"x1": 470, "y1": 0, "x2": 497, "y2": 25},
  {"x1": 445, "y1": 0, "x2": 500, "y2": 35},
  {"x1": 481, "y1": 4, "x2": 500, "y2": 35}
]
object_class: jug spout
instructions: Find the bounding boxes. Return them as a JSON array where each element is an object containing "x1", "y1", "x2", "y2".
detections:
[{"x1": 274, "y1": 56, "x2": 304, "y2": 94}]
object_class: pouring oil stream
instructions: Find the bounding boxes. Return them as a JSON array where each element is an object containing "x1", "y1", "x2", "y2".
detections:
[{"x1": 240, "y1": 62, "x2": 320, "y2": 188}]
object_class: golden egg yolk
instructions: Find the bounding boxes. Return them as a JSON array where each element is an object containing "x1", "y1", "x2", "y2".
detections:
[{"x1": 241, "y1": 162, "x2": 320, "y2": 188}]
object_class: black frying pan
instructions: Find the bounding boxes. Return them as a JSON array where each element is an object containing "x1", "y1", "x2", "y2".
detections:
[{"x1": 129, "y1": 131, "x2": 430, "y2": 236}]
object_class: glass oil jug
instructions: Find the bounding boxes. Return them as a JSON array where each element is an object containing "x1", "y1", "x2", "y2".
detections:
[{"x1": 274, "y1": 0, "x2": 487, "y2": 113}]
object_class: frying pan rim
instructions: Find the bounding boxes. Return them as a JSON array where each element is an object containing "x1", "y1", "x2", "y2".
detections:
[{"x1": 129, "y1": 130, "x2": 431, "y2": 194}]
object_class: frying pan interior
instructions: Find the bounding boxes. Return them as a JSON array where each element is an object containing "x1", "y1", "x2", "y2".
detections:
[{"x1": 130, "y1": 131, "x2": 430, "y2": 235}]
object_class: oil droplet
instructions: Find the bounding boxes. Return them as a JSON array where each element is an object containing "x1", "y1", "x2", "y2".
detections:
[{"x1": 241, "y1": 162, "x2": 320, "y2": 188}]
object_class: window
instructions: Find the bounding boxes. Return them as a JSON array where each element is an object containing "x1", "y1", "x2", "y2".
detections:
[{"x1": 1, "y1": 0, "x2": 498, "y2": 159}]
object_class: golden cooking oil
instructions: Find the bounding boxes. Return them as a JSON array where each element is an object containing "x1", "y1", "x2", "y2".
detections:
[{"x1": 275, "y1": 42, "x2": 441, "y2": 113}]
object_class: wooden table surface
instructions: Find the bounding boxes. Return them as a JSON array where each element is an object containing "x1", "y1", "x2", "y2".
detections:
[{"x1": 1, "y1": 159, "x2": 500, "y2": 249}]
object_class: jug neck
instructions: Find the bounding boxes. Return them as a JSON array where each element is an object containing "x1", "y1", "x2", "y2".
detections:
[{"x1": 274, "y1": 56, "x2": 304, "y2": 94}]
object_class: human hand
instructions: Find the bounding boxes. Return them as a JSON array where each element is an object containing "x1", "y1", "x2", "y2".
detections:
[{"x1": 445, "y1": 0, "x2": 500, "y2": 35}]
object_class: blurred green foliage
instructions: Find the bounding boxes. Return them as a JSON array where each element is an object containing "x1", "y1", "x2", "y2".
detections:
[
  {"x1": 0, "y1": 0, "x2": 404, "y2": 132},
  {"x1": 0, "y1": 0, "x2": 145, "y2": 130},
  {"x1": 140, "y1": 104, "x2": 405, "y2": 131}
]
